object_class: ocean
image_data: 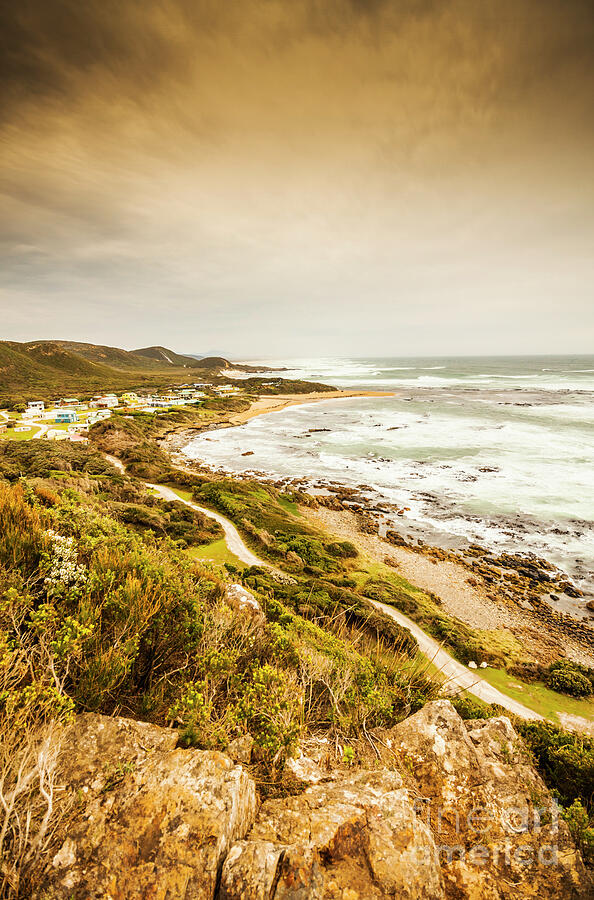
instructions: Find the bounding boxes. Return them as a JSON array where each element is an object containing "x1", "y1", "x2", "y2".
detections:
[{"x1": 183, "y1": 356, "x2": 594, "y2": 611}]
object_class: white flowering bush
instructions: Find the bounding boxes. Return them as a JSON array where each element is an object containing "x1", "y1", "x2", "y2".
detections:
[{"x1": 42, "y1": 530, "x2": 87, "y2": 597}]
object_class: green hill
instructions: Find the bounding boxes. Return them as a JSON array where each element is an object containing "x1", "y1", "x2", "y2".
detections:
[
  {"x1": 0, "y1": 339, "x2": 232, "y2": 404},
  {"x1": 50, "y1": 341, "x2": 169, "y2": 371}
]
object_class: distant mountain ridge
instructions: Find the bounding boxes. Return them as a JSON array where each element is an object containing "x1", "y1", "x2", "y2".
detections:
[
  {"x1": 0, "y1": 339, "x2": 233, "y2": 403},
  {"x1": 52, "y1": 341, "x2": 230, "y2": 371}
]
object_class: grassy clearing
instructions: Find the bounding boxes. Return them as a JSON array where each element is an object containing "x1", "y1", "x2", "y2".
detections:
[
  {"x1": 479, "y1": 667, "x2": 594, "y2": 724},
  {"x1": 186, "y1": 538, "x2": 245, "y2": 569},
  {"x1": 277, "y1": 494, "x2": 301, "y2": 516},
  {"x1": 0, "y1": 425, "x2": 41, "y2": 441},
  {"x1": 168, "y1": 485, "x2": 193, "y2": 501}
]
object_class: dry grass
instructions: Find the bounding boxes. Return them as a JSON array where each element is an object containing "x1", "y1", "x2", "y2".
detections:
[{"x1": 0, "y1": 723, "x2": 67, "y2": 899}]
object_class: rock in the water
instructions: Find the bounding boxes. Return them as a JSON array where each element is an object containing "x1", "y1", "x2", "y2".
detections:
[{"x1": 43, "y1": 714, "x2": 257, "y2": 899}]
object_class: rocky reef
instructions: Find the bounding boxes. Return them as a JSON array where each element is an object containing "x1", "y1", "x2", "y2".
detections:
[{"x1": 42, "y1": 701, "x2": 591, "y2": 899}]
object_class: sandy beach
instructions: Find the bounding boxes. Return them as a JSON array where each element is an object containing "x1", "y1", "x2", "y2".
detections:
[
  {"x1": 162, "y1": 389, "x2": 395, "y2": 452},
  {"x1": 305, "y1": 506, "x2": 518, "y2": 630},
  {"x1": 224, "y1": 390, "x2": 396, "y2": 426}
]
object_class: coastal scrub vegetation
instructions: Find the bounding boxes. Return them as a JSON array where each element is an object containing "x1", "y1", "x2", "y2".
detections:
[
  {"x1": 238, "y1": 377, "x2": 336, "y2": 395},
  {"x1": 89, "y1": 404, "x2": 251, "y2": 480},
  {"x1": 546, "y1": 660, "x2": 594, "y2": 698},
  {"x1": 0, "y1": 451, "x2": 439, "y2": 896},
  {"x1": 2, "y1": 424, "x2": 593, "y2": 891},
  {"x1": 88, "y1": 412, "x2": 592, "y2": 685}
]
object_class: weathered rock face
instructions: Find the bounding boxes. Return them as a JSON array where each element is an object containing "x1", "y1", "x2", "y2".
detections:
[
  {"x1": 221, "y1": 702, "x2": 591, "y2": 900},
  {"x1": 220, "y1": 769, "x2": 445, "y2": 900},
  {"x1": 43, "y1": 714, "x2": 257, "y2": 900},
  {"x1": 39, "y1": 703, "x2": 591, "y2": 900},
  {"x1": 388, "y1": 700, "x2": 590, "y2": 899}
]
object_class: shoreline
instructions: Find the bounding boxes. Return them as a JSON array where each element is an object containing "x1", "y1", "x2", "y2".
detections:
[
  {"x1": 162, "y1": 389, "x2": 594, "y2": 671},
  {"x1": 161, "y1": 389, "x2": 396, "y2": 452},
  {"x1": 303, "y1": 504, "x2": 594, "y2": 667},
  {"x1": 219, "y1": 389, "x2": 395, "y2": 427}
]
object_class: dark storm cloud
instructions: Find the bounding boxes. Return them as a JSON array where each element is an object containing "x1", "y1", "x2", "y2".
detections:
[{"x1": 0, "y1": 0, "x2": 593, "y2": 355}]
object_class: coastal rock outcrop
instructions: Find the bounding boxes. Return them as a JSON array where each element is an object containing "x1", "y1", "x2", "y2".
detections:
[
  {"x1": 43, "y1": 714, "x2": 257, "y2": 899},
  {"x1": 225, "y1": 582, "x2": 264, "y2": 623},
  {"x1": 220, "y1": 768, "x2": 445, "y2": 899},
  {"x1": 387, "y1": 700, "x2": 589, "y2": 899},
  {"x1": 40, "y1": 704, "x2": 591, "y2": 899}
]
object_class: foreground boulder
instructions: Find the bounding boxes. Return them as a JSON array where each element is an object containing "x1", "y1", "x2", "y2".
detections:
[
  {"x1": 220, "y1": 768, "x2": 445, "y2": 899},
  {"x1": 43, "y1": 714, "x2": 257, "y2": 899},
  {"x1": 388, "y1": 700, "x2": 590, "y2": 899},
  {"x1": 221, "y1": 702, "x2": 591, "y2": 900},
  {"x1": 39, "y1": 703, "x2": 591, "y2": 899}
]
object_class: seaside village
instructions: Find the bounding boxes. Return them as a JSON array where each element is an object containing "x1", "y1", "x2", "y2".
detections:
[{"x1": 0, "y1": 382, "x2": 241, "y2": 442}]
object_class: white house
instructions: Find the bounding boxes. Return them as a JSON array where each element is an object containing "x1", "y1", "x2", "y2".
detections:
[
  {"x1": 46, "y1": 429, "x2": 69, "y2": 441},
  {"x1": 24, "y1": 401, "x2": 45, "y2": 418},
  {"x1": 212, "y1": 384, "x2": 240, "y2": 396},
  {"x1": 87, "y1": 409, "x2": 111, "y2": 424},
  {"x1": 145, "y1": 396, "x2": 186, "y2": 408},
  {"x1": 90, "y1": 394, "x2": 118, "y2": 409}
]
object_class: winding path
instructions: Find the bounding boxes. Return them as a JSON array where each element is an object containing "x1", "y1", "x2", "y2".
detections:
[
  {"x1": 146, "y1": 482, "x2": 266, "y2": 568},
  {"x1": 32, "y1": 421, "x2": 49, "y2": 439},
  {"x1": 104, "y1": 452, "x2": 541, "y2": 720},
  {"x1": 368, "y1": 600, "x2": 541, "y2": 719}
]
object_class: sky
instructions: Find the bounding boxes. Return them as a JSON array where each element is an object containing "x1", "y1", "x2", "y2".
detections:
[{"x1": 1, "y1": 0, "x2": 593, "y2": 359}]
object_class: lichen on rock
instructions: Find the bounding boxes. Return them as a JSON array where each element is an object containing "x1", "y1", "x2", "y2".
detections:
[
  {"x1": 39, "y1": 703, "x2": 592, "y2": 900},
  {"x1": 43, "y1": 714, "x2": 257, "y2": 899}
]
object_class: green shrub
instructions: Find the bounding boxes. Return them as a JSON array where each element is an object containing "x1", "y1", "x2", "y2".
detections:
[
  {"x1": 327, "y1": 541, "x2": 358, "y2": 559},
  {"x1": 561, "y1": 800, "x2": 594, "y2": 866},
  {"x1": 107, "y1": 499, "x2": 222, "y2": 547},
  {"x1": 0, "y1": 483, "x2": 51, "y2": 579},
  {"x1": 168, "y1": 681, "x2": 212, "y2": 747},
  {"x1": 516, "y1": 720, "x2": 594, "y2": 812},
  {"x1": 0, "y1": 440, "x2": 118, "y2": 481},
  {"x1": 234, "y1": 664, "x2": 302, "y2": 772},
  {"x1": 546, "y1": 660, "x2": 593, "y2": 698},
  {"x1": 507, "y1": 661, "x2": 548, "y2": 683},
  {"x1": 451, "y1": 696, "x2": 502, "y2": 720}
]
